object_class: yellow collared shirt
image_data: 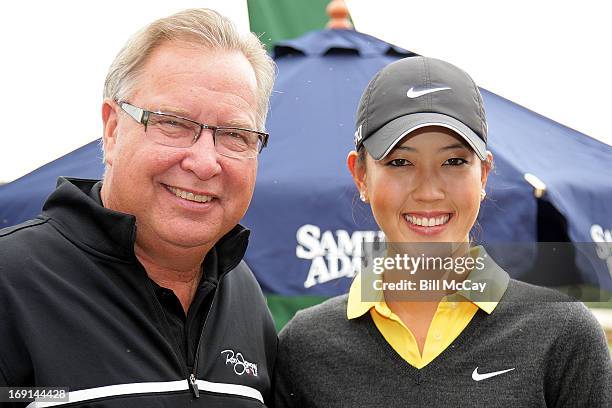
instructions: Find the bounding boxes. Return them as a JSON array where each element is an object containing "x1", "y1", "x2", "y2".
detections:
[{"x1": 347, "y1": 246, "x2": 508, "y2": 369}]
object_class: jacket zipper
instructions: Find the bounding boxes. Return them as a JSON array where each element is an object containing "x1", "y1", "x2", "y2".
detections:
[
  {"x1": 188, "y1": 373, "x2": 200, "y2": 398},
  {"x1": 141, "y1": 266, "x2": 188, "y2": 373},
  {"x1": 139, "y1": 263, "x2": 200, "y2": 399},
  {"x1": 188, "y1": 276, "x2": 223, "y2": 398}
]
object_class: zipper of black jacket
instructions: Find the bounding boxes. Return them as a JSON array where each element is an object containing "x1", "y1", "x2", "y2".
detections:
[
  {"x1": 140, "y1": 264, "x2": 189, "y2": 374},
  {"x1": 138, "y1": 260, "x2": 200, "y2": 400},
  {"x1": 188, "y1": 373, "x2": 200, "y2": 398},
  {"x1": 188, "y1": 276, "x2": 223, "y2": 398}
]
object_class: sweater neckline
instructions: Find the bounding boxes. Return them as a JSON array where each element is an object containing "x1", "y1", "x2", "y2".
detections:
[{"x1": 357, "y1": 306, "x2": 488, "y2": 380}]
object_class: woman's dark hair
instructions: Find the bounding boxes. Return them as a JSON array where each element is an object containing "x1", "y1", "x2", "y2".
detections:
[{"x1": 356, "y1": 146, "x2": 367, "y2": 167}]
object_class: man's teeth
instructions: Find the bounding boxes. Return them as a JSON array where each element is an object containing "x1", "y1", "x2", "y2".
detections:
[
  {"x1": 167, "y1": 186, "x2": 213, "y2": 203},
  {"x1": 405, "y1": 214, "x2": 450, "y2": 227}
]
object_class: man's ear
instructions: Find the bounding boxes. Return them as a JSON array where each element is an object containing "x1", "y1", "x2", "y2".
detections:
[
  {"x1": 101, "y1": 99, "x2": 119, "y2": 166},
  {"x1": 347, "y1": 150, "x2": 368, "y2": 201}
]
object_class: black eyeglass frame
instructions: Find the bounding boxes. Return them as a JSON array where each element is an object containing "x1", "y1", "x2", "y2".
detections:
[{"x1": 117, "y1": 101, "x2": 269, "y2": 156}]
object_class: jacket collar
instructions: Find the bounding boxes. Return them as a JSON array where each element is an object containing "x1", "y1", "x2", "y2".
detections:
[{"x1": 42, "y1": 177, "x2": 250, "y2": 275}]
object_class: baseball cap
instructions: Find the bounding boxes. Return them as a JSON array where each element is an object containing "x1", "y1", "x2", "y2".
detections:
[{"x1": 354, "y1": 56, "x2": 487, "y2": 160}]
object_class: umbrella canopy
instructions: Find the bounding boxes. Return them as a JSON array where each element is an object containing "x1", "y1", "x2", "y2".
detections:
[
  {"x1": 1, "y1": 29, "x2": 610, "y2": 298},
  {"x1": 0, "y1": 140, "x2": 104, "y2": 226},
  {"x1": 242, "y1": 29, "x2": 612, "y2": 295}
]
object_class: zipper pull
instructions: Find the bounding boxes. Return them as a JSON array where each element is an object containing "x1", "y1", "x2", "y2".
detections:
[{"x1": 189, "y1": 373, "x2": 200, "y2": 398}]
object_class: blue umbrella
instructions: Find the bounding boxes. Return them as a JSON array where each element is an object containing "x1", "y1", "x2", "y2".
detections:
[
  {"x1": 0, "y1": 140, "x2": 104, "y2": 226},
  {"x1": 1, "y1": 29, "x2": 610, "y2": 295},
  {"x1": 242, "y1": 29, "x2": 612, "y2": 295}
]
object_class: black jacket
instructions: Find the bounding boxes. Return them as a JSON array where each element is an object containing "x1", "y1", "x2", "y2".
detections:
[{"x1": 0, "y1": 178, "x2": 277, "y2": 407}]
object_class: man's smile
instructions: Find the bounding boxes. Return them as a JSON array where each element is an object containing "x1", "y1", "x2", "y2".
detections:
[{"x1": 165, "y1": 184, "x2": 215, "y2": 203}]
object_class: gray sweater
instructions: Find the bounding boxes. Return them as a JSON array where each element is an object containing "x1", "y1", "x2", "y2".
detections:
[{"x1": 274, "y1": 279, "x2": 611, "y2": 407}]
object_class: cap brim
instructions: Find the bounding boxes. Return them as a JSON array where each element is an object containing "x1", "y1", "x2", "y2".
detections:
[{"x1": 362, "y1": 112, "x2": 487, "y2": 161}]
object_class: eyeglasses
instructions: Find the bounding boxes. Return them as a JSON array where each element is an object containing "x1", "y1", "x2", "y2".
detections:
[{"x1": 118, "y1": 101, "x2": 269, "y2": 159}]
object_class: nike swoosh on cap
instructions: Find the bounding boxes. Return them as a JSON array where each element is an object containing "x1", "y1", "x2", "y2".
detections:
[
  {"x1": 471, "y1": 367, "x2": 515, "y2": 381},
  {"x1": 406, "y1": 86, "x2": 451, "y2": 98}
]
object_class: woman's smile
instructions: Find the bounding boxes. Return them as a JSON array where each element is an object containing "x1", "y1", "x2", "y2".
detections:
[{"x1": 403, "y1": 211, "x2": 454, "y2": 236}]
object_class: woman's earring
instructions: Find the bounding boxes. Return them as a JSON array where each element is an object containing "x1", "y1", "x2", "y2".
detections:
[
  {"x1": 480, "y1": 189, "x2": 487, "y2": 201},
  {"x1": 360, "y1": 191, "x2": 367, "y2": 202}
]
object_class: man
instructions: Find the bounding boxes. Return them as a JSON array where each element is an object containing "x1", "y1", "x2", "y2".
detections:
[{"x1": 0, "y1": 9, "x2": 276, "y2": 407}]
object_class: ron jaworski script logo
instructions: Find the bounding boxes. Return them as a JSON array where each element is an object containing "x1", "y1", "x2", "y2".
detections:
[
  {"x1": 220, "y1": 350, "x2": 258, "y2": 377},
  {"x1": 591, "y1": 224, "x2": 612, "y2": 278},
  {"x1": 296, "y1": 224, "x2": 384, "y2": 288}
]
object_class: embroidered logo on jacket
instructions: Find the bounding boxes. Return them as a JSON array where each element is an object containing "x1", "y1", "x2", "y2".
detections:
[
  {"x1": 471, "y1": 367, "x2": 515, "y2": 381},
  {"x1": 220, "y1": 350, "x2": 258, "y2": 377}
]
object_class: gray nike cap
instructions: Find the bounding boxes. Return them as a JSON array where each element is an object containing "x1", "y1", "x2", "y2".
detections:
[{"x1": 354, "y1": 56, "x2": 487, "y2": 160}]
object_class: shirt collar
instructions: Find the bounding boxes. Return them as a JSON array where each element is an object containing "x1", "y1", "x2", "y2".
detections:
[
  {"x1": 451, "y1": 245, "x2": 509, "y2": 314},
  {"x1": 346, "y1": 245, "x2": 509, "y2": 319},
  {"x1": 150, "y1": 245, "x2": 220, "y2": 295},
  {"x1": 347, "y1": 272, "x2": 381, "y2": 319},
  {"x1": 42, "y1": 177, "x2": 249, "y2": 277}
]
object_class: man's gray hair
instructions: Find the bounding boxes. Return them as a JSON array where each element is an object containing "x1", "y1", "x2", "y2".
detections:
[{"x1": 103, "y1": 8, "x2": 275, "y2": 130}]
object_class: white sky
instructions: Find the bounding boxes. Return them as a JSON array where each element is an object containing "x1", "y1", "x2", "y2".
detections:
[
  {"x1": 0, "y1": 1, "x2": 249, "y2": 184},
  {"x1": 0, "y1": 0, "x2": 610, "y2": 184},
  {"x1": 348, "y1": 0, "x2": 611, "y2": 146}
]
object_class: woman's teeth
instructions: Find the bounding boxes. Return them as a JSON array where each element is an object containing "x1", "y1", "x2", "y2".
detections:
[{"x1": 405, "y1": 214, "x2": 450, "y2": 227}]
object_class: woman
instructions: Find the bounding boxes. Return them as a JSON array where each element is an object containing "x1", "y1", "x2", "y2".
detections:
[{"x1": 274, "y1": 56, "x2": 611, "y2": 407}]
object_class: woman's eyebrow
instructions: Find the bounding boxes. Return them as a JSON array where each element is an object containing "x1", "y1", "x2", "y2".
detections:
[
  {"x1": 438, "y1": 143, "x2": 468, "y2": 152},
  {"x1": 395, "y1": 145, "x2": 417, "y2": 152},
  {"x1": 394, "y1": 143, "x2": 468, "y2": 153}
]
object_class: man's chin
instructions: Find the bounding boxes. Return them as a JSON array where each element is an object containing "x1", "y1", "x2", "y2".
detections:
[
  {"x1": 166, "y1": 233, "x2": 221, "y2": 250},
  {"x1": 144, "y1": 224, "x2": 221, "y2": 251}
]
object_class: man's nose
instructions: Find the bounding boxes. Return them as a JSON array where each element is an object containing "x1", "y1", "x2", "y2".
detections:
[{"x1": 180, "y1": 129, "x2": 222, "y2": 179}]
